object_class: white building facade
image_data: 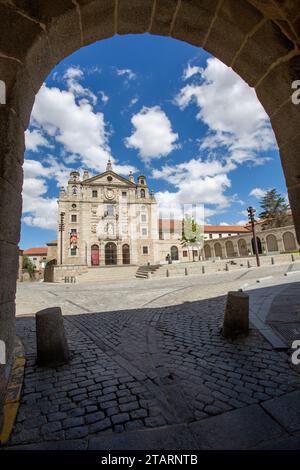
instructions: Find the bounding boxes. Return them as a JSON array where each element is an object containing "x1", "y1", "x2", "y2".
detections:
[{"x1": 57, "y1": 162, "x2": 161, "y2": 267}]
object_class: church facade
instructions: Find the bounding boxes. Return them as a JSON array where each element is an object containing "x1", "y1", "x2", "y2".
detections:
[{"x1": 57, "y1": 161, "x2": 179, "y2": 267}]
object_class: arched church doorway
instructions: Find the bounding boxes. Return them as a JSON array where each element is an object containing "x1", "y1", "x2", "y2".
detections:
[
  {"x1": 171, "y1": 246, "x2": 179, "y2": 261},
  {"x1": 91, "y1": 244, "x2": 99, "y2": 266},
  {"x1": 122, "y1": 244, "x2": 130, "y2": 265},
  {"x1": 105, "y1": 242, "x2": 117, "y2": 265}
]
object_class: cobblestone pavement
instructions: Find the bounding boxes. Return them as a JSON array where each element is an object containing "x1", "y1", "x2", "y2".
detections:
[{"x1": 8, "y1": 280, "x2": 300, "y2": 448}]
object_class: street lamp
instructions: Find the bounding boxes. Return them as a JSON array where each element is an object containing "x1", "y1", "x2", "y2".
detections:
[
  {"x1": 247, "y1": 206, "x2": 260, "y2": 267},
  {"x1": 59, "y1": 212, "x2": 65, "y2": 265}
]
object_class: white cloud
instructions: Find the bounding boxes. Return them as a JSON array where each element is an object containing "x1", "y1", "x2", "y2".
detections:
[
  {"x1": 31, "y1": 84, "x2": 112, "y2": 171},
  {"x1": 153, "y1": 158, "x2": 233, "y2": 221},
  {"x1": 63, "y1": 66, "x2": 97, "y2": 105},
  {"x1": 22, "y1": 158, "x2": 73, "y2": 230},
  {"x1": 125, "y1": 106, "x2": 179, "y2": 162},
  {"x1": 129, "y1": 97, "x2": 139, "y2": 107},
  {"x1": 99, "y1": 90, "x2": 109, "y2": 104},
  {"x1": 183, "y1": 64, "x2": 203, "y2": 81},
  {"x1": 175, "y1": 57, "x2": 276, "y2": 165},
  {"x1": 116, "y1": 68, "x2": 136, "y2": 80},
  {"x1": 249, "y1": 187, "x2": 267, "y2": 199},
  {"x1": 25, "y1": 129, "x2": 51, "y2": 152}
]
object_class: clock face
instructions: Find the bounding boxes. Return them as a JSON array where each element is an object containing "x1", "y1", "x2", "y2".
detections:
[{"x1": 105, "y1": 188, "x2": 115, "y2": 200}]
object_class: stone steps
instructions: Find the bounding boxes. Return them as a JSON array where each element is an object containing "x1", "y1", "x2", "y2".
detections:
[{"x1": 135, "y1": 265, "x2": 161, "y2": 279}]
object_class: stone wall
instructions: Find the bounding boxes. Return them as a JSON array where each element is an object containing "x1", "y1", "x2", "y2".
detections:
[{"x1": 44, "y1": 264, "x2": 89, "y2": 283}]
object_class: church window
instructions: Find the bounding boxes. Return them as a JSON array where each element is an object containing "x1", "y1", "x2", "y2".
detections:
[
  {"x1": 142, "y1": 228, "x2": 147, "y2": 236},
  {"x1": 122, "y1": 192, "x2": 127, "y2": 199},
  {"x1": 92, "y1": 190, "x2": 98, "y2": 198},
  {"x1": 183, "y1": 251, "x2": 188, "y2": 257},
  {"x1": 72, "y1": 204, "x2": 77, "y2": 209},
  {"x1": 141, "y1": 214, "x2": 147, "y2": 222},
  {"x1": 140, "y1": 189, "x2": 145, "y2": 198},
  {"x1": 71, "y1": 214, "x2": 77, "y2": 222},
  {"x1": 71, "y1": 228, "x2": 77, "y2": 234},
  {"x1": 141, "y1": 179, "x2": 145, "y2": 185},
  {"x1": 71, "y1": 247, "x2": 77, "y2": 256},
  {"x1": 143, "y1": 246, "x2": 149, "y2": 254},
  {"x1": 107, "y1": 205, "x2": 114, "y2": 216},
  {"x1": 107, "y1": 176, "x2": 113, "y2": 182},
  {"x1": 72, "y1": 186, "x2": 77, "y2": 194}
]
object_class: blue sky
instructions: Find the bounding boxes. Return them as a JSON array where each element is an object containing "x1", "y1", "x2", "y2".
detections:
[{"x1": 21, "y1": 34, "x2": 286, "y2": 249}]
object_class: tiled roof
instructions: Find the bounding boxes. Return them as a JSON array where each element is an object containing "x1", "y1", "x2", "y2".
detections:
[{"x1": 24, "y1": 247, "x2": 48, "y2": 256}]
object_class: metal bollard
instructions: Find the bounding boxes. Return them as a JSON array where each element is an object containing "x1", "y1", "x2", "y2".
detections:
[
  {"x1": 202, "y1": 265, "x2": 205, "y2": 274},
  {"x1": 271, "y1": 257, "x2": 275, "y2": 265},
  {"x1": 247, "y1": 260, "x2": 251, "y2": 268},
  {"x1": 166, "y1": 269, "x2": 169, "y2": 278},
  {"x1": 291, "y1": 254, "x2": 295, "y2": 262},
  {"x1": 185, "y1": 267, "x2": 188, "y2": 276}
]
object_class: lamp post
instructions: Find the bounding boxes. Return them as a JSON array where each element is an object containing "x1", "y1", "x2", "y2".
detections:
[
  {"x1": 59, "y1": 212, "x2": 65, "y2": 265},
  {"x1": 247, "y1": 206, "x2": 260, "y2": 267}
]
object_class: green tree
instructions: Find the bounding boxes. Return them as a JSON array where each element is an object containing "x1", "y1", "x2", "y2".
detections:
[
  {"x1": 180, "y1": 215, "x2": 204, "y2": 261},
  {"x1": 22, "y1": 255, "x2": 35, "y2": 276},
  {"x1": 259, "y1": 188, "x2": 289, "y2": 228}
]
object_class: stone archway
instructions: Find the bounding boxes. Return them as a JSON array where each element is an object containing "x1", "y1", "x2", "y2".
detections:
[
  {"x1": 1, "y1": 0, "x2": 300, "y2": 427},
  {"x1": 238, "y1": 238, "x2": 248, "y2": 257},
  {"x1": 252, "y1": 236, "x2": 263, "y2": 254},
  {"x1": 204, "y1": 244, "x2": 211, "y2": 259},
  {"x1": 171, "y1": 245, "x2": 179, "y2": 261},
  {"x1": 225, "y1": 240, "x2": 235, "y2": 258},
  {"x1": 283, "y1": 231, "x2": 297, "y2": 251},
  {"x1": 266, "y1": 234, "x2": 279, "y2": 252},
  {"x1": 214, "y1": 242, "x2": 223, "y2": 258}
]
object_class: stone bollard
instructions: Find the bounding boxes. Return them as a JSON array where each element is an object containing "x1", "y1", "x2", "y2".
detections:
[
  {"x1": 202, "y1": 265, "x2": 205, "y2": 274},
  {"x1": 222, "y1": 291, "x2": 249, "y2": 339},
  {"x1": 166, "y1": 269, "x2": 169, "y2": 278},
  {"x1": 247, "y1": 260, "x2": 251, "y2": 268},
  {"x1": 185, "y1": 267, "x2": 188, "y2": 276},
  {"x1": 291, "y1": 254, "x2": 295, "y2": 262},
  {"x1": 225, "y1": 263, "x2": 229, "y2": 271},
  {"x1": 36, "y1": 307, "x2": 70, "y2": 367},
  {"x1": 271, "y1": 257, "x2": 275, "y2": 265}
]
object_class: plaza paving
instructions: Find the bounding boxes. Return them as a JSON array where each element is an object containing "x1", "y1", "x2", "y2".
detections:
[{"x1": 6, "y1": 262, "x2": 300, "y2": 449}]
